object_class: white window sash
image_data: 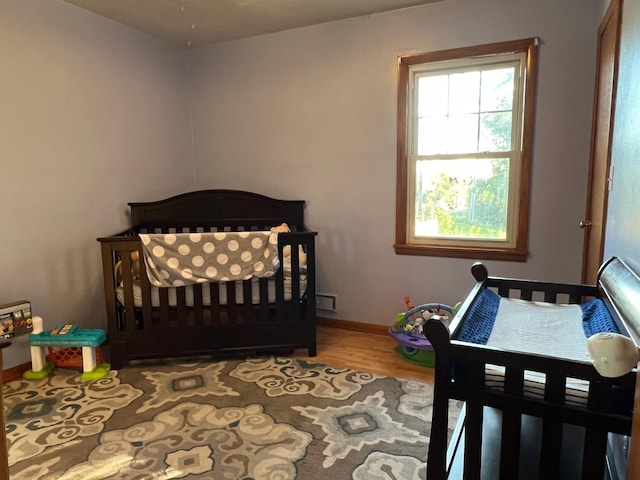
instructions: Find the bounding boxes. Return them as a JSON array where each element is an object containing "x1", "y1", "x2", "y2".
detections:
[{"x1": 405, "y1": 53, "x2": 527, "y2": 248}]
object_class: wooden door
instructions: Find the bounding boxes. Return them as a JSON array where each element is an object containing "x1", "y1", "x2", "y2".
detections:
[{"x1": 581, "y1": 0, "x2": 622, "y2": 284}]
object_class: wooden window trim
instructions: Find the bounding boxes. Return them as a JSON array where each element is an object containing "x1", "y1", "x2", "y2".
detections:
[{"x1": 394, "y1": 38, "x2": 539, "y2": 262}]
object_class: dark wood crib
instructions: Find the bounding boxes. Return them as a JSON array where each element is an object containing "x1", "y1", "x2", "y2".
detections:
[
  {"x1": 97, "y1": 190, "x2": 317, "y2": 369},
  {"x1": 425, "y1": 257, "x2": 639, "y2": 480}
]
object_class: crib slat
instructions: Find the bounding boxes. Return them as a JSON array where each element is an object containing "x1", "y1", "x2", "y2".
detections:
[
  {"x1": 539, "y1": 419, "x2": 563, "y2": 478},
  {"x1": 568, "y1": 292, "x2": 584, "y2": 303},
  {"x1": 208, "y1": 282, "x2": 220, "y2": 326},
  {"x1": 129, "y1": 247, "x2": 151, "y2": 330},
  {"x1": 226, "y1": 282, "x2": 237, "y2": 324},
  {"x1": 503, "y1": 366, "x2": 525, "y2": 395},
  {"x1": 119, "y1": 252, "x2": 136, "y2": 333},
  {"x1": 464, "y1": 401, "x2": 483, "y2": 480},
  {"x1": 499, "y1": 366, "x2": 524, "y2": 478},
  {"x1": 275, "y1": 245, "x2": 285, "y2": 323},
  {"x1": 176, "y1": 287, "x2": 187, "y2": 327},
  {"x1": 192, "y1": 283, "x2": 204, "y2": 326},
  {"x1": 581, "y1": 381, "x2": 610, "y2": 479},
  {"x1": 519, "y1": 287, "x2": 533, "y2": 301},
  {"x1": 497, "y1": 286, "x2": 510, "y2": 297},
  {"x1": 258, "y1": 278, "x2": 269, "y2": 322},
  {"x1": 242, "y1": 280, "x2": 253, "y2": 323},
  {"x1": 139, "y1": 269, "x2": 153, "y2": 330},
  {"x1": 463, "y1": 362, "x2": 485, "y2": 479},
  {"x1": 290, "y1": 242, "x2": 301, "y2": 325},
  {"x1": 587, "y1": 380, "x2": 610, "y2": 411},
  {"x1": 582, "y1": 428, "x2": 608, "y2": 480},
  {"x1": 159, "y1": 287, "x2": 170, "y2": 327},
  {"x1": 499, "y1": 409, "x2": 521, "y2": 479},
  {"x1": 544, "y1": 373, "x2": 566, "y2": 404},
  {"x1": 537, "y1": 371, "x2": 566, "y2": 478}
]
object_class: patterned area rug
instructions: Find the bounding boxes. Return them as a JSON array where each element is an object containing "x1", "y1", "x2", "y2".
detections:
[{"x1": 4, "y1": 356, "x2": 462, "y2": 479}]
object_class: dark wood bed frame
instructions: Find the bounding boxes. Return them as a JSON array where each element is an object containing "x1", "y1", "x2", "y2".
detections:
[
  {"x1": 98, "y1": 190, "x2": 317, "y2": 369},
  {"x1": 424, "y1": 257, "x2": 639, "y2": 480}
]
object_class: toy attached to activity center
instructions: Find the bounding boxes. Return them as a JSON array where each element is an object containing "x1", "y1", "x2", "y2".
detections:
[{"x1": 388, "y1": 296, "x2": 455, "y2": 367}]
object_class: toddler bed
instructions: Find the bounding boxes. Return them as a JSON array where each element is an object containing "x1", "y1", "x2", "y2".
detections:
[
  {"x1": 424, "y1": 257, "x2": 640, "y2": 480},
  {"x1": 98, "y1": 190, "x2": 317, "y2": 369}
]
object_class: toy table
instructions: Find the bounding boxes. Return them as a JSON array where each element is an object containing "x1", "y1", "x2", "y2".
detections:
[{"x1": 25, "y1": 319, "x2": 110, "y2": 382}]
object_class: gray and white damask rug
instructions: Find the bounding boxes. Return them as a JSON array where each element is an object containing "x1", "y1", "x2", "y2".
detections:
[{"x1": 4, "y1": 356, "x2": 461, "y2": 479}]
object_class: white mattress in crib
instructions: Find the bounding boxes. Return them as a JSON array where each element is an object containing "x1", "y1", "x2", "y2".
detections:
[
  {"x1": 483, "y1": 298, "x2": 591, "y2": 405},
  {"x1": 486, "y1": 297, "x2": 591, "y2": 363},
  {"x1": 116, "y1": 276, "x2": 307, "y2": 308}
]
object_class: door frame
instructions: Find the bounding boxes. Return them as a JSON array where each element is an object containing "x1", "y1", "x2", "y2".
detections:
[{"x1": 581, "y1": 0, "x2": 622, "y2": 284}]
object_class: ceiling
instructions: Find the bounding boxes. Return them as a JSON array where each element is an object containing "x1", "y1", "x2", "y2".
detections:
[{"x1": 62, "y1": 0, "x2": 442, "y2": 49}]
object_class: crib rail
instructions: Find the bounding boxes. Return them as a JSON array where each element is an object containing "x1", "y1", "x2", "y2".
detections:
[
  {"x1": 98, "y1": 227, "x2": 316, "y2": 368},
  {"x1": 427, "y1": 319, "x2": 635, "y2": 480},
  {"x1": 127, "y1": 190, "x2": 306, "y2": 228},
  {"x1": 426, "y1": 258, "x2": 637, "y2": 480}
]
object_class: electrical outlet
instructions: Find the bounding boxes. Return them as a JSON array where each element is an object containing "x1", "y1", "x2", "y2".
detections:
[{"x1": 316, "y1": 294, "x2": 337, "y2": 312}]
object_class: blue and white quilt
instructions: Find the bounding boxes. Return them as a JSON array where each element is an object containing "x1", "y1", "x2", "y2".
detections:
[{"x1": 455, "y1": 289, "x2": 620, "y2": 362}]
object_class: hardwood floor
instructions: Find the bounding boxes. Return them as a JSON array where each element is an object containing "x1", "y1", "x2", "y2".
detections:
[
  {"x1": 293, "y1": 325, "x2": 435, "y2": 384},
  {"x1": 1, "y1": 326, "x2": 436, "y2": 385}
]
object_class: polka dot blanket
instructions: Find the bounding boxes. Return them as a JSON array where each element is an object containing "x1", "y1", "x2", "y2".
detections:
[{"x1": 139, "y1": 231, "x2": 280, "y2": 287}]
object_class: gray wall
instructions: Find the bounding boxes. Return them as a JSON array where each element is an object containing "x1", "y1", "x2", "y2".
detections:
[
  {"x1": 1, "y1": 0, "x2": 606, "y2": 369},
  {"x1": 188, "y1": 0, "x2": 600, "y2": 326},
  {"x1": 1, "y1": 0, "x2": 193, "y2": 368},
  {"x1": 604, "y1": 0, "x2": 640, "y2": 271}
]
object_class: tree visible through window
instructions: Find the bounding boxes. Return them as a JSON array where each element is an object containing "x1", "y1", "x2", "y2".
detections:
[{"x1": 395, "y1": 39, "x2": 539, "y2": 261}]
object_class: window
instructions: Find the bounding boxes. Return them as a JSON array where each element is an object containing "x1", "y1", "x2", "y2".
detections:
[{"x1": 395, "y1": 38, "x2": 539, "y2": 261}]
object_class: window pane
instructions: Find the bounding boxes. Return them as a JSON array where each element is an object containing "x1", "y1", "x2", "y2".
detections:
[
  {"x1": 479, "y1": 112, "x2": 512, "y2": 151},
  {"x1": 447, "y1": 114, "x2": 478, "y2": 153},
  {"x1": 418, "y1": 116, "x2": 447, "y2": 155},
  {"x1": 449, "y1": 71, "x2": 480, "y2": 114},
  {"x1": 418, "y1": 75, "x2": 448, "y2": 117},
  {"x1": 414, "y1": 158, "x2": 509, "y2": 240},
  {"x1": 481, "y1": 67, "x2": 514, "y2": 112}
]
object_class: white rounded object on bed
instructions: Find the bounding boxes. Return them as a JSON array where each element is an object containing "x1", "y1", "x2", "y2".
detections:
[{"x1": 588, "y1": 332, "x2": 639, "y2": 378}]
